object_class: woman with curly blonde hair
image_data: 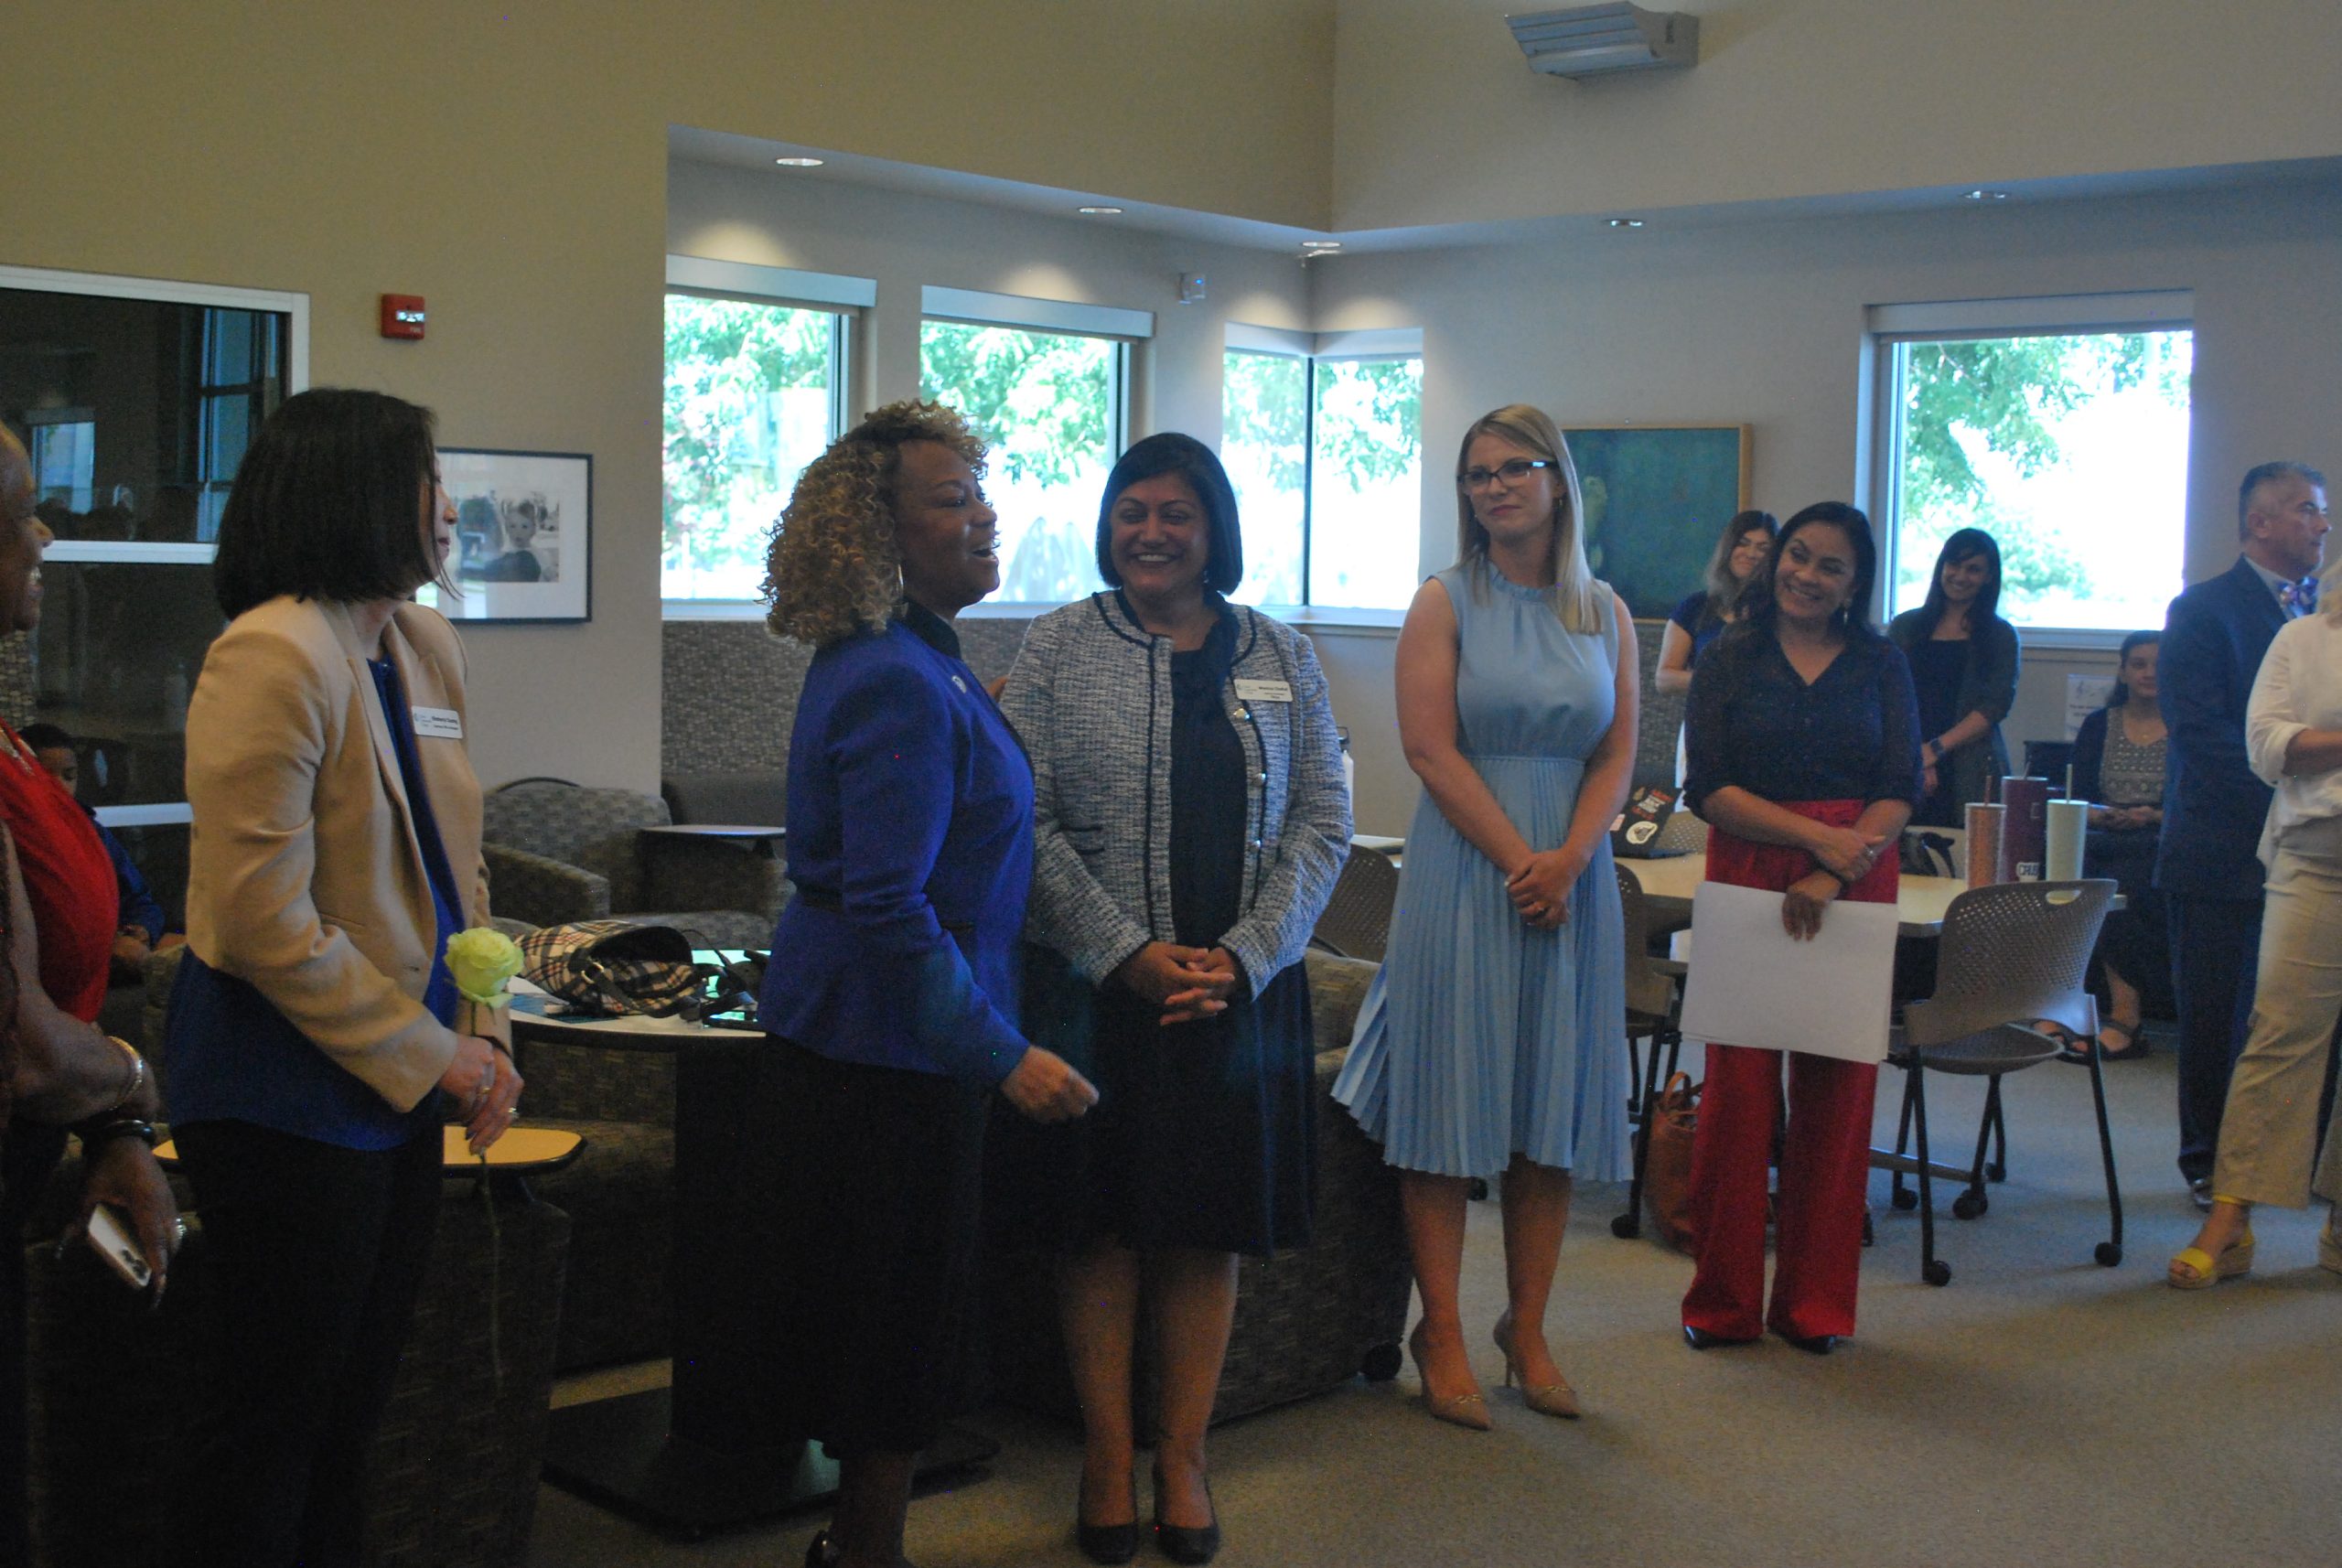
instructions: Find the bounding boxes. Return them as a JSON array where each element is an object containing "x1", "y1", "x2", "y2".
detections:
[{"x1": 753, "y1": 401, "x2": 1097, "y2": 1568}]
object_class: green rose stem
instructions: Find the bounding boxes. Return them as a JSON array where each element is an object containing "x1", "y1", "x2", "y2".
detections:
[{"x1": 445, "y1": 926, "x2": 523, "y2": 1391}]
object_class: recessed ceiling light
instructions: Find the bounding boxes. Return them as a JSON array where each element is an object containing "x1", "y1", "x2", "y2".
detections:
[
  {"x1": 1963, "y1": 188, "x2": 2007, "y2": 201},
  {"x1": 1078, "y1": 205, "x2": 1124, "y2": 216},
  {"x1": 1606, "y1": 218, "x2": 1645, "y2": 230},
  {"x1": 773, "y1": 156, "x2": 824, "y2": 167},
  {"x1": 1301, "y1": 240, "x2": 1342, "y2": 252}
]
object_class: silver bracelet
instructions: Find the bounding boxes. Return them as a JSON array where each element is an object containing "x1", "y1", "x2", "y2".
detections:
[{"x1": 104, "y1": 1035, "x2": 146, "y2": 1114}]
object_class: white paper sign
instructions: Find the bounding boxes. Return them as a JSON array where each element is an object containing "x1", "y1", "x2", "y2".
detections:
[{"x1": 1678, "y1": 881, "x2": 1902, "y2": 1064}]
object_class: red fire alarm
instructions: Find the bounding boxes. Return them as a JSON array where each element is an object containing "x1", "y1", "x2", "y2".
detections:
[{"x1": 380, "y1": 295, "x2": 426, "y2": 340}]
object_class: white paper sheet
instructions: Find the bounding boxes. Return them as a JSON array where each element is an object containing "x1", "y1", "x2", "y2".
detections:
[{"x1": 1677, "y1": 881, "x2": 1902, "y2": 1064}]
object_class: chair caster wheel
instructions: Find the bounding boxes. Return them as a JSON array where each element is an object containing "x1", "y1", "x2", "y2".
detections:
[
  {"x1": 1986, "y1": 1162, "x2": 2006, "y2": 1183},
  {"x1": 1951, "y1": 1191, "x2": 1987, "y2": 1220},
  {"x1": 1360, "y1": 1342, "x2": 1403, "y2": 1381},
  {"x1": 1923, "y1": 1260, "x2": 1951, "y2": 1286},
  {"x1": 2094, "y1": 1241, "x2": 2122, "y2": 1267},
  {"x1": 1468, "y1": 1178, "x2": 1490, "y2": 1201},
  {"x1": 1611, "y1": 1214, "x2": 1641, "y2": 1240},
  {"x1": 1891, "y1": 1189, "x2": 1918, "y2": 1211}
]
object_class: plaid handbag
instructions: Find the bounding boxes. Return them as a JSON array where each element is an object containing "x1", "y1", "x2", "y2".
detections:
[{"x1": 517, "y1": 920, "x2": 705, "y2": 1018}]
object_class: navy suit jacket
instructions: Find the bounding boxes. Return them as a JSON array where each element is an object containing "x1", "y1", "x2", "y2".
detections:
[
  {"x1": 758, "y1": 616, "x2": 1035, "y2": 1084},
  {"x1": 2154, "y1": 556, "x2": 2286, "y2": 901}
]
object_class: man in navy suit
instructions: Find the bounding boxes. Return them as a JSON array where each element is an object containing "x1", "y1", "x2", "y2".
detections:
[{"x1": 2157, "y1": 461, "x2": 2330, "y2": 1208}]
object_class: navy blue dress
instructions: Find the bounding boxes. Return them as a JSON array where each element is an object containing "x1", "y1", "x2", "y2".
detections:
[{"x1": 994, "y1": 613, "x2": 1316, "y2": 1255}]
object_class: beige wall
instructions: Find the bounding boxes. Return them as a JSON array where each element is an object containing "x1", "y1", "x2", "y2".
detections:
[
  {"x1": 1333, "y1": 0, "x2": 2342, "y2": 231},
  {"x1": 15, "y1": 2, "x2": 1336, "y2": 791},
  {"x1": 1309, "y1": 177, "x2": 2342, "y2": 821}
]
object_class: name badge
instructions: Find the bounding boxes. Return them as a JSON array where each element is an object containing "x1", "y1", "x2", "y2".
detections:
[
  {"x1": 1232, "y1": 678, "x2": 1293, "y2": 703},
  {"x1": 413, "y1": 705, "x2": 464, "y2": 740}
]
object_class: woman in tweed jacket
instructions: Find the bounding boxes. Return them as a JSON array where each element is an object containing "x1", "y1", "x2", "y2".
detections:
[{"x1": 994, "y1": 434, "x2": 1348, "y2": 1565}]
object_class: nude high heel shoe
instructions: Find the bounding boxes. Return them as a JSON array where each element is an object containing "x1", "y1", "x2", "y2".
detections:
[
  {"x1": 1406, "y1": 1324, "x2": 1491, "y2": 1431},
  {"x1": 1492, "y1": 1311, "x2": 1580, "y2": 1419}
]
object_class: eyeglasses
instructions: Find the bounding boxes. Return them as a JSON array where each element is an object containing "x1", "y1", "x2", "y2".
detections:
[{"x1": 1457, "y1": 458, "x2": 1555, "y2": 491}]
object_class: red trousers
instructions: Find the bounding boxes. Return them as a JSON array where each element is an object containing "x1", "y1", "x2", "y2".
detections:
[{"x1": 1681, "y1": 803, "x2": 1896, "y2": 1342}]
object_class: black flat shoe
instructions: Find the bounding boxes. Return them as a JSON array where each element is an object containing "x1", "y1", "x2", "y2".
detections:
[
  {"x1": 1152, "y1": 1474, "x2": 1219, "y2": 1565},
  {"x1": 1682, "y1": 1326, "x2": 1756, "y2": 1351},
  {"x1": 1078, "y1": 1520, "x2": 1141, "y2": 1565},
  {"x1": 1778, "y1": 1331, "x2": 1838, "y2": 1356},
  {"x1": 805, "y1": 1530, "x2": 839, "y2": 1568}
]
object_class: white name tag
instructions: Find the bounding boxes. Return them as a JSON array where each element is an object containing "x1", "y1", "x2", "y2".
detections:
[
  {"x1": 1232, "y1": 678, "x2": 1293, "y2": 703},
  {"x1": 413, "y1": 705, "x2": 464, "y2": 740}
]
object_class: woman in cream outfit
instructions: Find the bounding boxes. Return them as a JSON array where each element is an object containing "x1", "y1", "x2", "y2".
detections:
[
  {"x1": 164, "y1": 389, "x2": 521, "y2": 1565},
  {"x1": 2170, "y1": 565, "x2": 2342, "y2": 1288}
]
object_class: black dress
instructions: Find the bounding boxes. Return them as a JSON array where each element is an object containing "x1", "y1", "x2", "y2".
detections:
[
  {"x1": 1907, "y1": 638, "x2": 1970, "y2": 827},
  {"x1": 993, "y1": 616, "x2": 1316, "y2": 1257}
]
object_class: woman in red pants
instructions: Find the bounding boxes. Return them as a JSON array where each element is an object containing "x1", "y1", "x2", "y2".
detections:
[{"x1": 1677, "y1": 502, "x2": 1920, "y2": 1354}]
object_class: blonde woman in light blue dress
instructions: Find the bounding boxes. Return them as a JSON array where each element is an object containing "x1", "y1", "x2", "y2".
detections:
[{"x1": 1335, "y1": 403, "x2": 1636, "y2": 1428}]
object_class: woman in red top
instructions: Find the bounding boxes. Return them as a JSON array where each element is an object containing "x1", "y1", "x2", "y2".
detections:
[{"x1": 0, "y1": 423, "x2": 178, "y2": 1568}]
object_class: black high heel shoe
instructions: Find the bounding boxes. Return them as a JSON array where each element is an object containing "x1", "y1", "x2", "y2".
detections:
[
  {"x1": 1078, "y1": 1520, "x2": 1141, "y2": 1565},
  {"x1": 1152, "y1": 1470, "x2": 1220, "y2": 1565},
  {"x1": 1681, "y1": 1325, "x2": 1756, "y2": 1351}
]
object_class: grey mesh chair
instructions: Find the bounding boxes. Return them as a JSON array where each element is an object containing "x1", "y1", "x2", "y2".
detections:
[
  {"x1": 1310, "y1": 843, "x2": 1402, "y2": 963},
  {"x1": 1611, "y1": 862, "x2": 1689, "y2": 1240},
  {"x1": 1871, "y1": 878, "x2": 2120, "y2": 1285}
]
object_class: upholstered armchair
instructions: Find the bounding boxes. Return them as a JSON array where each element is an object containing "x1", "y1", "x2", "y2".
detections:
[{"x1": 479, "y1": 779, "x2": 784, "y2": 950}]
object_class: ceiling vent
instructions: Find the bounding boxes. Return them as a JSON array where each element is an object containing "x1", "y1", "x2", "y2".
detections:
[{"x1": 1507, "y1": 5, "x2": 1700, "y2": 80}]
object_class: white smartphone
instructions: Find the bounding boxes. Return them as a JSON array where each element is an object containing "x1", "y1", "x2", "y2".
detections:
[{"x1": 84, "y1": 1203, "x2": 152, "y2": 1290}]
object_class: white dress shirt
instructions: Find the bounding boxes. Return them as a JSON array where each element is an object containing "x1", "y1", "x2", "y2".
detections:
[{"x1": 2247, "y1": 608, "x2": 2342, "y2": 864}]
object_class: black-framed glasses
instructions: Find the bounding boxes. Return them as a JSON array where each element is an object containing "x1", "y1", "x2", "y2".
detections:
[{"x1": 1457, "y1": 458, "x2": 1555, "y2": 491}]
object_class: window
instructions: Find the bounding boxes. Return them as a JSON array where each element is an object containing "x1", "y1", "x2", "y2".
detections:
[
  {"x1": 1222, "y1": 327, "x2": 1423, "y2": 612},
  {"x1": 661, "y1": 257, "x2": 869, "y2": 604},
  {"x1": 1870, "y1": 294, "x2": 2193, "y2": 635},
  {"x1": 0, "y1": 263, "x2": 306, "y2": 928},
  {"x1": 918, "y1": 287, "x2": 1149, "y2": 607},
  {"x1": 1219, "y1": 349, "x2": 1305, "y2": 606}
]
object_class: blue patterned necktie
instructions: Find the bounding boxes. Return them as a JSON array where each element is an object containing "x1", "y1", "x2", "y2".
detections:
[{"x1": 2281, "y1": 577, "x2": 2318, "y2": 616}]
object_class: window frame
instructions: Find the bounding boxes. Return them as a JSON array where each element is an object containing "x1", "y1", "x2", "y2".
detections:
[
  {"x1": 917, "y1": 286, "x2": 1153, "y2": 618},
  {"x1": 1222, "y1": 323, "x2": 1424, "y2": 627},
  {"x1": 1861, "y1": 290, "x2": 2194, "y2": 651},
  {"x1": 0, "y1": 263, "x2": 309, "y2": 827},
  {"x1": 660, "y1": 255, "x2": 870, "y2": 619}
]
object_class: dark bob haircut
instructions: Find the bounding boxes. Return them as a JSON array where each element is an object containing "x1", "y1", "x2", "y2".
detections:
[
  {"x1": 213, "y1": 388, "x2": 443, "y2": 620},
  {"x1": 1747, "y1": 501, "x2": 1881, "y2": 635},
  {"x1": 1912, "y1": 525, "x2": 2004, "y2": 635},
  {"x1": 1094, "y1": 432, "x2": 1243, "y2": 596}
]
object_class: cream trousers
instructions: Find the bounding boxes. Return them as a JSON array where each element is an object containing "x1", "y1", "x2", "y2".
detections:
[{"x1": 2211, "y1": 815, "x2": 2342, "y2": 1209}]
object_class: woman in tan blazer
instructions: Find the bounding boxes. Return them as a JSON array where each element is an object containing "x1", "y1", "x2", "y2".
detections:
[{"x1": 163, "y1": 389, "x2": 521, "y2": 1568}]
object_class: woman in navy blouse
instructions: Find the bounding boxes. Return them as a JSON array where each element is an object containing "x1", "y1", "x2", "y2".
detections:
[
  {"x1": 1680, "y1": 502, "x2": 1920, "y2": 1355},
  {"x1": 1655, "y1": 510, "x2": 1779, "y2": 697},
  {"x1": 755, "y1": 402, "x2": 1096, "y2": 1568}
]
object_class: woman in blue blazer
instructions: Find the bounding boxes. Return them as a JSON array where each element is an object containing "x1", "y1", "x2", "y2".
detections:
[{"x1": 756, "y1": 402, "x2": 1096, "y2": 1568}]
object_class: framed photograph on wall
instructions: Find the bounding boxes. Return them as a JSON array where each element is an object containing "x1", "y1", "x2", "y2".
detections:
[
  {"x1": 418, "y1": 447, "x2": 592, "y2": 623},
  {"x1": 1563, "y1": 424, "x2": 1753, "y2": 619}
]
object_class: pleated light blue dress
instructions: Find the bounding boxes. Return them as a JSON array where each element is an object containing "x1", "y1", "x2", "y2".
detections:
[{"x1": 1334, "y1": 563, "x2": 1632, "y2": 1180}]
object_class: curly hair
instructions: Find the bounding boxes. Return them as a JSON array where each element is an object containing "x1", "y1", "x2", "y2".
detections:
[{"x1": 762, "y1": 401, "x2": 988, "y2": 646}]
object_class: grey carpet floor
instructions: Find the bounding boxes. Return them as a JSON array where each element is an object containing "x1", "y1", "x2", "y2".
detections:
[{"x1": 529, "y1": 1042, "x2": 2342, "y2": 1566}]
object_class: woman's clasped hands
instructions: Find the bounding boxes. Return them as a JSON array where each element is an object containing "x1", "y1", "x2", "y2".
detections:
[
  {"x1": 1506, "y1": 845, "x2": 1586, "y2": 930},
  {"x1": 1114, "y1": 940, "x2": 1239, "y2": 1026}
]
